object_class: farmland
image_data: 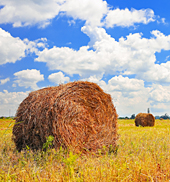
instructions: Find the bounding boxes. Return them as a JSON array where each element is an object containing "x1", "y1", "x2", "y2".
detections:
[{"x1": 0, "y1": 118, "x2": 170, "y2": 181}]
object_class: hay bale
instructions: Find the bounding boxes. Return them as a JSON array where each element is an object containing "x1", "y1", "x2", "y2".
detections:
[
  {"x1": 135, "y1": 113, "x2": 155, "y2": 127},
  {"x1": 12, "y1": 81, "x2": 118, "y2": 154}
]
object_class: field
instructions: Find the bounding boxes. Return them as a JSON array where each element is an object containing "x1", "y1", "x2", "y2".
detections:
[{"x1": 0, "y1": 118, "x2": 170, "y2": 181}]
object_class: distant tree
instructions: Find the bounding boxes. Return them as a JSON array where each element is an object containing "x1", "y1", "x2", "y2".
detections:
[
  {"x1": 130, "y1": 114, "x2": 135, "y2": 119},
  {"x1": 118, "y1": 117, "x2": 125, "y2": 119},
  {"x1": 160, "y1": 113, "x2": 169, "y2": 119},
  {"x1": 119, "y1": 116, "x2": 130, "y2": 119}
]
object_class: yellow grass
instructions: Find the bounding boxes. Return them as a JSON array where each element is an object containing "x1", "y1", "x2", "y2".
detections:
[{"x1": 0, "y1": 118, "x2": 170, "y2": 181}]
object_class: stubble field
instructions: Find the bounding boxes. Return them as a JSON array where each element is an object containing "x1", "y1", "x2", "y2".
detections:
[{"x1": 0, "y1": 118, "x2": 170, "y2": 181}]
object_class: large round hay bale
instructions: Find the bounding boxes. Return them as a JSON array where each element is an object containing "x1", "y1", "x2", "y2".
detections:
[
  {"x1": 12, "y1": 81, "x2": 118, "y2": 154},
  {"x1": 135, "y1": 113, "x2": 155, "y2": 127}
]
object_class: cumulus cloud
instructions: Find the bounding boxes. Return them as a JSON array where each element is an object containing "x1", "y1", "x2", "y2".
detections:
[
  {"x1": 0, "y1": 0, "x2": 158, "y2": 28},
  {"x1": 105, "y1": 77, "x2": 170, "y2": 116},
  {"x1": 0, "y1": 0, "x2": 107, "y2": 28},
  {"x1": 81, "y1": 25, "x2": 111, "y2": 46},
  {"x1": 106, "y1": 76, "x2": 149, "y2": 105},
  {"x1": 0, "y1": 28, "x2": 26, "y2": 65},
  {"x1": 0, "y1": 90, "x2": 29, "y2": 116},
  {"x1": 48, "y1": 71, "x2": 70, "y2": 85},
  {"x1": 147, "y1": 84, "x2": 170, "y2": 115},
  {"x1": 112, "y1": 91, "x2": 150, "y2": 117},
  {"x1": 105, "y1": 8, "x2": 155, "y2": 28},
  {"x1": 108, "y1": 75, "x2": 144, "y2": 92},
  {"x1": 118, "y1": 30, "x2": 170, "y2": 76},
  {"x1": 0, "y1": 77, "x2": 10, "y2": 85},
  {"x1": 0, "y1": 0, "x2": 65, "y2": 28},
  {"x1": 35, "y1": 45, "x2": 104, "y2": 78},
  {"x1": 141, "y1": 62, "x2": 170, "y2": 83},
  {"x1": 36, "y1": 26, "x2": 170, "y2": 84},
  {"x1": 24, "y1": 37, "x2": 48, "y2": 54},
  {"x1": 14, "y1": 69, "x2": 44, "y2": 90},
  {"x1": 149, "y1": 84, "x2": 170, "y2": 103},
  {"x1": 0, "y1": 28, "x2": 48, "y2": 65},
  {"x1": 61, "y1": 0, "x2": 108, "y2": 27}
]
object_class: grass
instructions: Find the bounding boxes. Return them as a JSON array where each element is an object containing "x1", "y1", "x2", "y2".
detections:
[{"x1": 0, "y1": 118, "x2": 170, "y2": 181}]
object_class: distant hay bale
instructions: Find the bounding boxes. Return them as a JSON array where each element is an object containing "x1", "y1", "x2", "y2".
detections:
[
  {"x1": 12, "y1": 81, "x2": 118, "y2": 154},
  {"x1": 135, "y1": 113, "x2": 155, "y2": 127}
]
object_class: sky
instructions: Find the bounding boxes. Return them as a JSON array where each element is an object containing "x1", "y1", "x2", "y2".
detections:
[{"x1": 0, "y1": 0, "x2": 170, "y2": 117}]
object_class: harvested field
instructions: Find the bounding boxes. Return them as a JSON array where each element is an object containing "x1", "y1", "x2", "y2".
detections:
[{"x1": 12, "y1": 81, "x2": 118, "y2": 154}]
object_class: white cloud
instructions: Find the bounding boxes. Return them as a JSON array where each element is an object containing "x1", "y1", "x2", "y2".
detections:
[
  {"x1": 147, "y1": 84, "x2": 170, "y2": 115},
  {"x1": 141, "y1": 62, "x2": 170, "y2": 83},
  {"x1": 0, "y1": 90, "x2": 29, "y2": 116},
  {"x1": 81, "y1": 25, "x2": 111, "y2": 46},
  {"x1": 0, "y1": 0, "x2": 65, "y2": 28},
  {"x1": 149, "y1": 84, "x2": 170, "y2": 103},
  {"x1": 109, "y1": 79, "x2": 170, "y2": 116},
  {"x1": 108, "y1": 75, "x2": 144, "y2": 92},
  {"x1": 35, "y1": 26, "x2": 122, "y2": 78},
  {"x1": 36, "y1": 26, "x2": 170, "y2": 84},
  {"x1": 161, "y1": 18, "x2": 166, "y2": 24},
  {"x1": 14, "y1": 69, "x2": 44, "y2": 90},
  {"x1": 61, "y1": 0, "x2": 108, "y2": 27},
  {"x1": 0, "y1": 28, "x2": 26, "y2": 65},
  {"x1": 35, "y1": 45, "x2": 104, "y2": 78},
  {"x1": 112, "y1": 91, "x2": 150, "y2": 117},
  {"x1": 48, "y1": 71, "x2": 70, "y2": 85},
  {"x1": 106, "y1": 76, "x2": 150, "y2": 115},
  {"x1": 105, "y1": 8, "x2": 155, "y2": 28},
  {"x1": 0, "y1": 77, "x2": 10, "y2": 85},
  {"x1": 24, "y1": 37, "x2": 48, "y2": 54},
  {"x1": 0, "y1": 1, "x2": 157, "y2": 28},
  {"x1": 0, "y1": 28, "x2": 47, "y2": 65},
  {"x1": 0, "y1": 0, "x2": 108, "y2": 28}
]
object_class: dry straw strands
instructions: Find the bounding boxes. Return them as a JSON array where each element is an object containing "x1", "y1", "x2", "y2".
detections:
[
  {"x1": 12, "y1": 81, "x2": 118, "y2": 154},
  {"x1": 135, "y1": 113, "x2": 155, "y2": 127}
]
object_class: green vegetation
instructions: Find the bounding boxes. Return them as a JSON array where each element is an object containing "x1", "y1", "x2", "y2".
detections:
[{"x1": 0, "y1": 118, "x2": 170, "y2": 181}]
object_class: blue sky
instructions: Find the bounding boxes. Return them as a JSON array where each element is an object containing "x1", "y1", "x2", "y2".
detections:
[{"x1": 0, "y1": 0, "x2": 170, "y2": 117}]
